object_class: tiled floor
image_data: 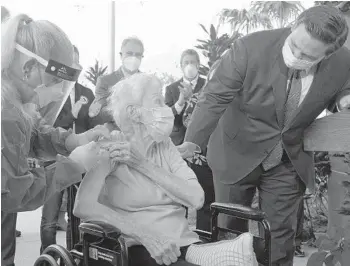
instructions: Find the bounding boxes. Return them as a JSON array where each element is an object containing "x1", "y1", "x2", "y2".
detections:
[{"x1": 15, "y1": 208, "x2": 313, "y2": 266}]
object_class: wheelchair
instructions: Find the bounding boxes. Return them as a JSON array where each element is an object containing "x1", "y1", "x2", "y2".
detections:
[{"x1": 34, "y1": 195, "x2": 271, "y2": 266}]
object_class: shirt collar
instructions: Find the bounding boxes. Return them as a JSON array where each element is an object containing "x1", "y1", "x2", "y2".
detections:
[{"x1": 183, "y1": 75, "x2": 199, "y2": 90}]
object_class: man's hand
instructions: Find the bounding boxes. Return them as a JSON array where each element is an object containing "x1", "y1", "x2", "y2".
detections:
[
  {"x1": 177, "y1": 82, "x2": 193, "y2": 106},
  {"x1": 71, "y1": 96, "x2": 88, "y2": 118},
  {"x1": 89, "y1": 101, "x2": 102, "y2": 118},
  {"x1": 179, "y1": 82, "x2": 193, "y2": 101},
  {"x1": 337, "y1": 94, "x2": 350, "y2": 111},
  {"x1": 177, "y1": 142, "x2": 201, "y2": 159},
  {"x1": 136, "y1": 231, "x2": 181, "y2": 265}
]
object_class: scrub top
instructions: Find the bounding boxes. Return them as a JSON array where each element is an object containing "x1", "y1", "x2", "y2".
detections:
[{"x1": 1, "y1": 82, "x2": 83, "y2": 213}]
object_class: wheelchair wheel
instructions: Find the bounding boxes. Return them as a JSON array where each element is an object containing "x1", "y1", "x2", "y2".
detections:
[
  {"x1": 42, "y1": 244, "x2": 77, "y2": 266},
  {"x1": 33, "y1": 254, "x2": 59, "y2": 266}
]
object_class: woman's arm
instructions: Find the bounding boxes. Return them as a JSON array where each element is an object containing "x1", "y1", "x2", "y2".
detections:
[
  {"x1": 1, "y1": 119, "x2": 83, "y2": 213},
  {"x1": 33, "y1": 118, "x2": 110, "y2": 158},
  {"x1": 132, "y1": 140, "x2": 204, "y2": 209},
  {"x1": 73, "y1": 158, "x2": 161, "y2": 241},
  {"x1": 32, "y1": 121, "x2": 72, "y2": 159}
]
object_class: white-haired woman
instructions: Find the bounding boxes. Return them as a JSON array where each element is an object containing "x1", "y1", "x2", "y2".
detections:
[
  {"x1": 74, "y1": 73, "x2": 258, "y2": 266},
  {"x1": 1, "y1": 14, "x2": 107, "y2": 265}
]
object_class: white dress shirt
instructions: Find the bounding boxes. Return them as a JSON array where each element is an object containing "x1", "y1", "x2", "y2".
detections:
[{"x1": 296, "y1": 65, "x2": 316, "y2": 106}]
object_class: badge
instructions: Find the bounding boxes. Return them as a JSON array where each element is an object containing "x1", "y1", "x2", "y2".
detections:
[{"x1": 80, "y1": 96, "x2": 89, "y2": 105}]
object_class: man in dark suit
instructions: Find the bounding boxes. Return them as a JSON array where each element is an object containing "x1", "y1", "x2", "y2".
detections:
[
  {"x1": 165, "y1": 49, "x2": 206, "y2": 146},
  {"x1": 178, "y1": 6, "x2": 350, "y2": 266},
  {"x1": 165, "y1": 49, "x2": 215, "y2": 232},
  {"x1": 40, "y1": 45, "x2": 95, "y2": 253}
]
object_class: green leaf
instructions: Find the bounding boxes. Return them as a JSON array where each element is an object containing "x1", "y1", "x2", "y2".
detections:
[
  {"x1": 307, "y1": 251, "x2": 328, "y2": 266},
  {"x1": 199, "y1": 23, "x2": 209, "y2": 34},
  {"x1": 209, "y1": 24, "x2": 217, "y2": 41}
]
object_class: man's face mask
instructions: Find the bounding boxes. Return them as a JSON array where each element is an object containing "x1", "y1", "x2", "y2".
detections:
[
  {"x1": 123, "y1": 56, "x2": 141, "y2": 73},
  {"x1": 15, "y1": 44, "x2": 81, "y2": 125},
  {"x1": 184, "y1": 64, "x2": 198, "y2": 79},
  {"x1": 139, "y1": 106, "x2": 174, "y2": 142},
  {"x1": 282, "y1": 40, "x2": 323, "y2": 70}
]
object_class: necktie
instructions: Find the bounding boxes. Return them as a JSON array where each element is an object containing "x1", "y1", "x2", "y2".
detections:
[{"x1": 262, "y1": 71, "x2": 302, "y2": 171}]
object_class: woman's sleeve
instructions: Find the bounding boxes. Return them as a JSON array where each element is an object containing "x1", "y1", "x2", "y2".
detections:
[
  {"x1": 1, "y1": 119, "x2": 82, "y2": 213},
  {"x1": 165, "y1": 139, "x2": 198, "y2": 181},
  {"x1": 32, "y1": 119, "x2": 72, "y2": 158}
]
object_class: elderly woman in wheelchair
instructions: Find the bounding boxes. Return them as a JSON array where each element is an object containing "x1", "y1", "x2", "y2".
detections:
[{"x1": 70, "y1": 73, "x2": 259, "y2": 266}]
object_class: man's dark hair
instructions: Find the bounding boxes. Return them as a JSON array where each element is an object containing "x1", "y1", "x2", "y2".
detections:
[
  {"x1": 180, "y1": 49, "x2": 200, "y2": 66},
  {"x1": 294, "y1": 5, "x2": 349, "y2": 55}
]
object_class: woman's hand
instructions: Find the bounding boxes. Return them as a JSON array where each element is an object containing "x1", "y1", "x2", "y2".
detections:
[
  {"x1": 66, "y1": 125, "x2": 110, "y2": 151},
  {"x1": 99, "y1": 131, "x2": 145, "y2": 167},
  {"x1": 136, "y1": 231, "x2": 181, "y2": 265},
  {"x1": 82, "y1": 125, "x2": 110, "y2": 143}
]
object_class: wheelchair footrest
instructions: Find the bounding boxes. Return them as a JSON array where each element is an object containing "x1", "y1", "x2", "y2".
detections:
[{"x1": 79, "y1": 221, "x2": 122, "y2": 240}]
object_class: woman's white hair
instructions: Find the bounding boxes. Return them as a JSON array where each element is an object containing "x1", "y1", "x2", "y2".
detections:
[
  {"x1": 107, "y1": 73, "x2": 162, "y2": 130},
  {"x1": 1, "y1": 13, "x2": 74, "y2": 128}
]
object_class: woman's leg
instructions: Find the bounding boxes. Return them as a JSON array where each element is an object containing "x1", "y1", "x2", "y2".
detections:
[
  {"x1": 40, "y1": 191, "x2": 64, "y2": 253},
  {"x1": 185, "y1": 233, "x2": 258, "y2": 266},
  {"x1": 1, "y1": 212, "x2": 17, "y2": 266}
]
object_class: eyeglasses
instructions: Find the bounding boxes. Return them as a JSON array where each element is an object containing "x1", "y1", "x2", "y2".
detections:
[{"x1": 122, "y1": 51, "x2": 144, "y2": 58}]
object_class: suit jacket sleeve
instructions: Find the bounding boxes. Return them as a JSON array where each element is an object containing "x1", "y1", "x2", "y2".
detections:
[
  {"x1": 84, "y1": 89, "x2": 97, "y2": 130},
  {"x1": 328, "y1": 78, "x2": 350, "y2": 112},
  {"x1": 95, "y1": 75, "x2": 110, "y2": 101},
  {"x1": 54, "y1": 100, "x2": 75, "y2": 129},
  {"x1": 184, "y1": 39, "x2": 248, "y2": 150},
  {"x1": 165, "y1": 84, "x2": 178, "y2": 116}
]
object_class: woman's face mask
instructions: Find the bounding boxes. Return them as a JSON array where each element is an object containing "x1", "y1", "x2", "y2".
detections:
[
  {"x1": 33, "y1": 81, "x2": 66, "y2": 108},
  {"x1": 139, "y1": 106, "x2": 174, "y2": 142},
  {"x1": 123, "y1": 56, "x2": 141, "y2": 73},
  {"x1": 282, "y1": 40, "x2": 323, "y2": 70}
]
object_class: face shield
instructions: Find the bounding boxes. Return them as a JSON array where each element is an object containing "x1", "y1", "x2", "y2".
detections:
[{"x1": 15, "y1": 44, "x2": 82, "y2": 126}]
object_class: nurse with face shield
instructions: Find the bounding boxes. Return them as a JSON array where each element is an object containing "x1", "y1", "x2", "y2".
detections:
[
  {"x1": 1, "y1": 13, "x2": 110, "y2": 266},
  {"x1": 1, "y1": 14, "x2": 110, "y2": 265}
]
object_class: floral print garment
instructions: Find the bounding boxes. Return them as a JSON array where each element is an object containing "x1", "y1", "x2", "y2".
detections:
[{"x1": 182, "y1": 91, "x2": 208, "y2": 166}]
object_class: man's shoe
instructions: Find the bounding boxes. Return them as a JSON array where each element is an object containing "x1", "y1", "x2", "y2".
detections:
[
  {"x1": 16, "y1": 230, "x2": 21, "y2": 237},
  {"x1": 295, "y1": 245, "x2": 306, "y2": 257}
]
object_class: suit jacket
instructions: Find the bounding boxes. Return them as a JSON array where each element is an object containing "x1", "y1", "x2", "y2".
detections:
[
  {"x1": 185, "y1": 28, "x2": 350, "y2": 191},
  {"x1": 54, "y1": 83, "x2": 95, "y2": 134},
  {"x1": 165, "y1": 77, "x2": 206, "y2": 145}
]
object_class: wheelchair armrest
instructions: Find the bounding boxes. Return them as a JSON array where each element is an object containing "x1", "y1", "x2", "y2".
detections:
[
  {"x1": 79, "y1": 220, "x2": 122, "y2": 240},
  {"x1": 210, "y1": 203, "x2": 266, "y2": 222}
]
